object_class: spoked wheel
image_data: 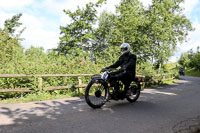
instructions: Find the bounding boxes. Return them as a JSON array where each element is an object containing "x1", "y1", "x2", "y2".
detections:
[
  {"x1": 126, "y1": 81, "x2": 141, "y2": 103},
  {"x1": 85, "y1": 79, "x2": 108, "y2": 108}
]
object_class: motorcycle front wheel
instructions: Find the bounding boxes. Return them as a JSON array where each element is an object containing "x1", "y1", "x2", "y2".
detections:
[{"x1": 85, "y1": 79, "x2": 108, "y2": 109}]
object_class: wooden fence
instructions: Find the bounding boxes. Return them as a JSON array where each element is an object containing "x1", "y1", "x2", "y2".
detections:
[{"x1": 0, "y1": 73, "x2": 177, "y2": 93}]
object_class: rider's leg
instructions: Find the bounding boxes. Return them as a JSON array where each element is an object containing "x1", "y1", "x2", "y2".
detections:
[
  {"x1": 113, "y1": 72, "x2": 132, "y2": 93},
  {"x1": 118, "y1": 73, "x2": 133, "y2": 95},
  {"x1": 109, "y1": 71, "x2": 133, "y2": 93}
]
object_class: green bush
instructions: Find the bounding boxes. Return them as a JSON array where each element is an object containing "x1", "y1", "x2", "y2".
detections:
[{"x1": 0, "y1": 46, "x2": 176, "y2": 100}]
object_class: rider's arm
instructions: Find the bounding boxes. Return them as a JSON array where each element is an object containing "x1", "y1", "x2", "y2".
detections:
[{"x1": 106, "y1": 57, "x2": 122, "y2": 69}]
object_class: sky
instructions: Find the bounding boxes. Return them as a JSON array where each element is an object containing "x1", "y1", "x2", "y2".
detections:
[{"x1": 0, "y1": 0, "x2": 200, "y2": 62}]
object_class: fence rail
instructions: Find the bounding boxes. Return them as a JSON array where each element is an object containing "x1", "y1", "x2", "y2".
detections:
[{"x1": 0, "y1": 73, "x2": 177, "y2": 93}]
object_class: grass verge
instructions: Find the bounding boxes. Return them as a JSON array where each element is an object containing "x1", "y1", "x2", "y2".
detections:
[
  {"x1": 185, "y1": 68, "x2": 200, "y2": 77},
  {"x1": 0, "y1": 79, "x2": 178, "y2": 104},
  {"x1": 0, "y1": 91, "x2": 82, "y2": 104},
  {"x1": 146, "y1": 79, "x2": 178, "y2": 88}
]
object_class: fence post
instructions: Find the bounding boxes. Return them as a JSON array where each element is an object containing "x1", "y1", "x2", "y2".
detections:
[
  {"x1": 78, "y1": 76, "x2": 83, "y2": 94},
  {"x1": 38, "y1": 77, "x2": 43, "y2": 90}
]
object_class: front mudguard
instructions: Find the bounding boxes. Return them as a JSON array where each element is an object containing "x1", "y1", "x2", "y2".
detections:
[
  {"x1": 90, "y1": 77, "x2": 109, "y2": 100},
  {"x1": 85, "y1": 77, "x2": 109, "y2": 108},
  {"x1": 90, "y1": 77, "x2": 108, "y2": 88}
]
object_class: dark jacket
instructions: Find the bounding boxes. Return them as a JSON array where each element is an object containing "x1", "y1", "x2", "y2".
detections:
[{"x1": 107, "y1": 52, "x2": 137, "y2": 77}]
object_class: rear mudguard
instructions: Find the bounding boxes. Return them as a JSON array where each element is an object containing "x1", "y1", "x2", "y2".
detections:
[
  {"x1": 137, "y1": 82, "x2": 141, "y2": 90},
  {"x1": 134, "y1": 77, "x2": 142, "y2": 90}
]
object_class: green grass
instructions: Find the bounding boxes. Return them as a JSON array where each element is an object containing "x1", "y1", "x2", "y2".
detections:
[
  {"x1": 147, "y1": 79, "x2": 178, "y2": 88},
  {"x1": 164, "y1": 79, "x2": 179, "y2": 84},
  {"x1": 0, "y1": 79, "x2": 179, "y2": 104},
  {"x1": 185, "y1": 68, "x2": 200, "y2": 77},
  {"x1": 0, "y1": 91, "x2": 82, "y2": 104}
]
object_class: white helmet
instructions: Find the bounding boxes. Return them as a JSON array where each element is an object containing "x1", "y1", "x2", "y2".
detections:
[{"x1": 120, "y1": 43, "x2": 131, "y2": 54}]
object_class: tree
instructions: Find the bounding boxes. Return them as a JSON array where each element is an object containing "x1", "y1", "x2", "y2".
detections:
[
  {"x1": 57, "y1": 0, "x2": 193, "y2": 67},
  {"x1": 192, "y1": 52, "x2": 200, "y2": 71},
  {"x1": 110, "y1": 0, "x2": 148, "y2": 58},
  {"x1": 57, "y1": 0, "x2": 106, "y2": 55},
  {"x1": 95, "y1": 0, "x2": 150, "y2": 62},
  {"x1": 90, "y1": 11, "x2": 114, "y2": 53},
  {"x1": 97, "y1": 0, "x2": 193, "y2": 64},
  {"x1": 147, "y1": 0, "x2": 193, "y2": 69},
  {"x1": 0, "y1": 14, "x2": 24, "y2": 64},
  {"x1": 178, "y1": 53, "x2": 190, "y2": 68},
  {"x1": 178, "y1": 47, "x2": 200, "y2": 71},
  {"x1": 4, "y1": 13, "x2": 25, "y2": 38},
  {"x1": 188, "y1": 48, "x2": 200, "y2": 71}
]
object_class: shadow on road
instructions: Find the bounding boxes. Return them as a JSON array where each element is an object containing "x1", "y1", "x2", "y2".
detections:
[
  {"x1": 0, "y1": 96, "x2": 158, "y2": 133},
  {"x1": 1, "y1": 76, "x2": 200, "y2": 133}
]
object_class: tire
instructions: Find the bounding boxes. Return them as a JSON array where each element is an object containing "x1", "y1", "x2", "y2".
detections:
[
  {"x1": 85, "y1": 79, "x2": 108, "y2": 108},
  {"x1": 126, "y1": 81, "x2": 141, "y2": 103}
]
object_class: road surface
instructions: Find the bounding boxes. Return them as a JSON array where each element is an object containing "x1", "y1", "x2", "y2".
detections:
[{"x1": 0, "y1": 76, "x2": 200, "y2": 133}]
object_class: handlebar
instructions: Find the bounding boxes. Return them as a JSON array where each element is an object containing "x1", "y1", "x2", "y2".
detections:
[
  {"x1": 101, "y1": 68, "x2": 118, "y2": 73},
  {"x1": 107, "y1": 68, "x2": 117, "y2": 71}
]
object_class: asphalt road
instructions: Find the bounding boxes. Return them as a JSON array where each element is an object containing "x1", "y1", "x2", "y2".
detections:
[{"x1": 0, "y1": 76, "x2": 200, "y2": 133}]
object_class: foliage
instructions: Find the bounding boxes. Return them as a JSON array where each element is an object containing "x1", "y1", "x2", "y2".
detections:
[
  {"x1": 0, "y1": 43, "x2": 175, "y2": 100},
  {"x1": 4, "y1": 13, "x2": 23, "y2": 35},
  {"x1": 112, "y1": 0, "x2": 147, "y2": 59},
  {"x1": 147, "y1": 0, "x2": 193, "y2": 63},
  {"x1": 0, "y1": 91, "x2": 72, "y2": 104},
  {"x1": 185, "y1": 68, "x2": 200, "y2": 77},
  {"x1": 178, "y1": 47, "x2": 200, "y2": 72},
  {"x1": 178, "y1": 53, "x2": 190, "y2": 68},
  {"x1": 58, "y1": 0, "x2": 193, "y2": 66},
  {"x1": 95, "y1": 0, "x2": 193, "y2": 72},
  {"x1": 0, "y1": 0, "x2": 193, "y2": 101},
  {"x1": 189, "y1": 51, "x2": 200, "y2": 71},
  {"x1": 0, "y1": 13, "x2": 24, "y2": 65},
  {"x1": 57, "y1": 0, "x2": 106, "y2": 55}
]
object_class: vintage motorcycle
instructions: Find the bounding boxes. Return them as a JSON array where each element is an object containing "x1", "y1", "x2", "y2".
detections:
[
  {"x1": 179, "y1": 69, "x2": 184, "y2": 76},
  {"x1": 85, "y1": 68, "x2": 142, "y2": 108}
]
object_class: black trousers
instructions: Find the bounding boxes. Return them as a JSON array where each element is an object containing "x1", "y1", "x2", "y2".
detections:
[{"x1": 109, "y1": 70, "x2": 135, "y2": 90}]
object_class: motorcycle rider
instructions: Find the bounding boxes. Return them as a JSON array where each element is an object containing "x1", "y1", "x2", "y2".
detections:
[
  {"x1": 101, "y1": 43, "x2": 137, "y2": 95},
  {"x1": 179, "y1": 66, "x2": 184, "y2": 76}
]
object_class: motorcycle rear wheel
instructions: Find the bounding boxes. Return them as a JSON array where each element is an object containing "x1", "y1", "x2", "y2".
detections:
[
  {"x1": 126, "y1": 81, "x2": 141, "y2": 103},
  {"x1": 85, "y1": 79, "x2": 108, "y2": 108}
]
